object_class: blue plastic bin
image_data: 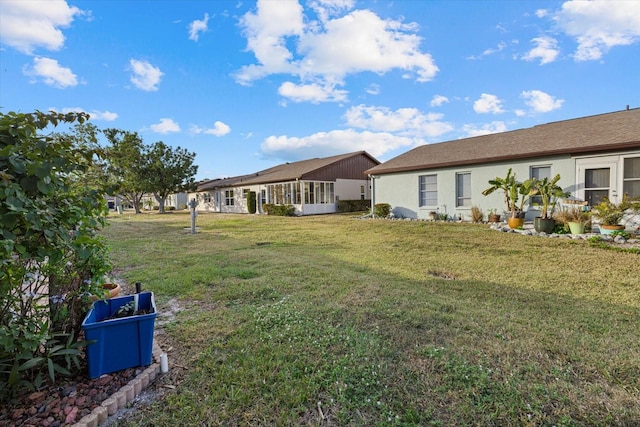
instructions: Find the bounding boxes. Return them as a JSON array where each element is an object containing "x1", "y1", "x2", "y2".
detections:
[{"x1": 82, "y1": 292, "x2": 157, "y2": 378}]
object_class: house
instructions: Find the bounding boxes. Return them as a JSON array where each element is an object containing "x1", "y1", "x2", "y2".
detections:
[
  {"x1": 140, "y1": 192, "x2": 188, "y2": 210},
  {"x1": 365, "y1": 108, "x2": 640, "y2": 221},
  {"x1": 190, "y1": 151, "x2": 380, "y2": 215}
]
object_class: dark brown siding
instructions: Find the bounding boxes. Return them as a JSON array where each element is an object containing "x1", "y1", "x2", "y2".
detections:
[{"x1": 302, "y1": 154, "x2": 379, "y2": 181}]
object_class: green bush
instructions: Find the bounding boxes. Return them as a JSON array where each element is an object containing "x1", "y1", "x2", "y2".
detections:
[
  {"x1": 0, "y1": 111, "x2": 110, "y2": 401},
  {"x1": 337, "y1": 199, "x2": 371, "y2": 213},
  {"x1": 166, "y1": 206, "x2": 176, "y2": 211},
  {"x1": 248, "y1": 191, "x2": 257, "y2": 214},
  {"x1": 374, "y1": 203, "x2": 391, "y2": 218},
  {"x1": 263, "y1": 203, "x2": 296, "y2": 216}
]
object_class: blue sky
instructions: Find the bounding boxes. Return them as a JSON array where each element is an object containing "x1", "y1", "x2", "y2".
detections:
[{"x1": 1, "y1": 0, "x2": 639, "y2": 181}]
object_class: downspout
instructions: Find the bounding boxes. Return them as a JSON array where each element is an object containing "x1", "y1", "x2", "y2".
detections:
[{"x1": 369, "y1": 174, "x2": 376, "y2": 217}]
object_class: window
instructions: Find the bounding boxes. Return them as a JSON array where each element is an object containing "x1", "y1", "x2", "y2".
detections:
[
  {"x1": 306, "y1": 182, "x2": 315, "y2": 204},
  {"x1": 456, "y1": 173, "x2": 471, "y2": 207},
  {"x1": 530, "y1": 165, "x2": 551, "y2": 206},
  {"x1": 242, "y1": 188, "x2": 249, "y2": 199},
  {"x1": 203, "y1": 193, "x2": 211, "y2": 203},
  {"x1": 419, "y1": 175, "x2": 438, "y2": 207},
  {"x1": 623, "y1": 156, "x2": 640, "y2": 198},
  {"x1": 585, "y1": 168, "x2": 610, "y2": 206},
  {"x1": 303, "y1": 181, "x2": 334, "y2": 204},
  {"x1": 224, "y1": 190, "x2": 234, "y2": 206}
]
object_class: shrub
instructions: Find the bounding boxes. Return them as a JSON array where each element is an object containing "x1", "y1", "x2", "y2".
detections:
[
  {"x1": 471, "y1": 206, "x2": 484, "y2": 223},
  {"x1": 262, "y1": 204, "x2": 296, "y2": 216},
  {"x1": 0, "y1": 111, "x2": 110, "y2": 400},
  {"x1": 337, "y1": 199, "x2": 371, "y2": 213},
  {"x1": 374, "y1": 203, "x2": 391, "y2": 218},
  {"x1": 248, "y1": 191, "x2": 257, "y2": 214}
]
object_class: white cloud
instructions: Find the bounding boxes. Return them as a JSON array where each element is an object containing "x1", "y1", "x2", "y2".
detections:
[
  {"x1": 59, "y1": 107, "x2": 118, "y2": 121},
  {"x1": 261, "y1": 129, "x2": 417, "y2": 160},
  {"x1": 473, "y1": 93, "x2": 505, "y2": 114},
  {"x1": 0, "y1": 0, "x2": 82, "y2": 54},
  {"x1": 482, "y1": 42, "x2": 507, "y2": 56},
  {"x1": 129, "y1": 59, "x2": 163, "y2": 91},
  {"x1": 309, "y1": 0, "x2": 355, "y2": 22},
  {"x1": 235, "y1": 0, "x2": 304, "y2": 84},
  {"x1": 430, "y1": 95, "x2": 449, "y2": 107},
  {"x1": 90, "y1": 110, "x2": 118, "y2": 121},
  {"x1": 190, "y1": 121, "x2": 231, "y2": 136},
  {"x1": 149, "y1": 118, "x2": 180, "y2": 133},
  {"x1": 278, "y1": 81, "x2": 348, "y2": 103},
  {"x1": 188, "y1": 13, "x2": 209, "y2": 41},
  {"x1": 521, "y1": 90, "x2": 564, "y2": 113},
  {"x1": 236, "y1": 1, "x2": 438, "y2": 102},
  {"x1": 536, "y1": 9, "x2": 549, "y2": 18},
  {"x1": 522, "y1": 36, "x2": 559, "y2": 65},
  {"x1": 553, "y1": 0, "x2": 640, "y2": 61},
  {"x1": 462, "y1": 121, "x2": 508, "y2": 137},
  {"x1": 467, "y1": 41, "x2": 508, "y2": 60},
  {"x1": 23, "y1": 57, "x2": 78, "y2": 88},
  {"x1": 344, "y1": 105, "x2": 453, "y2": 138},
  {"x1": 365, "y1": 84, "x2": 380, "y2": 95}
]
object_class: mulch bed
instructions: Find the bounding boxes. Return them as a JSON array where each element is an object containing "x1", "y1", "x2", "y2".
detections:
[{"x1": 0, "y1": 364, "x2": 139, "y2": 427}]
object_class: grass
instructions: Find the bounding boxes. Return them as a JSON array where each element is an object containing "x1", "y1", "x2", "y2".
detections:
[{"x1": 102, "y1": 212, "x2": 640, "y2": 426}]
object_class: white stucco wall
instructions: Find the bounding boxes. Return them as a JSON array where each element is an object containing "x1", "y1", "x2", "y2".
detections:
[
  {"x1": 335, "y1": 178, "x2": 370, "y2": 200},
  {"x1": 372, "y1": 155, "x2": 576, "y2": 221}
]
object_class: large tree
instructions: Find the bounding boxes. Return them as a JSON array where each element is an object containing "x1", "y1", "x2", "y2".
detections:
[
  {"x1": 144, "y1": 141, "x2": 198, "y2": 213},
  {"x1": 102, "y1": 129, "x2": 148, "y2": 213}
]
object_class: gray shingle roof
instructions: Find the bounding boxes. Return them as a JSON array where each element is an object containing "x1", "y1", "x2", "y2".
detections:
[
  {"x1": 366, "y1": 108, "x2": 640, "y2": 175},
  {"x1": 197, "y1": 151, "x2": 379, "y2": 190}
]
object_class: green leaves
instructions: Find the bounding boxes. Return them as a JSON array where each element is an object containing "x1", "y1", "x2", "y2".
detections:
[{"x1": 1, "y1": 111, "x2": 110, "y2": 400}]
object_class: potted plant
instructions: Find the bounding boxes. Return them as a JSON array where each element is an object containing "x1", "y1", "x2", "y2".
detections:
[
  {"x1": 482, "y1": 168, "x2": 536, "y2": 229},
  {"x1": 532, "y1": 174, "x2": 570, "y2": 233},
  {"x1": 590, "y1": 194, "x2": 640, "y2": 235},
  {"x1": 487, "y1": 208, "x2": 501, "y2": 223},
  {"x1": 556, "y1": 206, "x2": 591, "y2": 234}
]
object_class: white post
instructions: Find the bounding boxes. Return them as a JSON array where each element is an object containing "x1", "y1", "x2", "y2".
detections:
[{"x1": 189, "y1": 198, "x2": 197, "y2": 234}]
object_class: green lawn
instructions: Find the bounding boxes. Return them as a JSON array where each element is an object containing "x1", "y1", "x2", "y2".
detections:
[{"x1": 102, "y1": 212, "x2": 640, "y2": 426}]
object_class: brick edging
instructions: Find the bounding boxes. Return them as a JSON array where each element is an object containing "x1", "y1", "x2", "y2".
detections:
[{"x1": 72, "y1": 342, "x2": 164, "y2": 427}]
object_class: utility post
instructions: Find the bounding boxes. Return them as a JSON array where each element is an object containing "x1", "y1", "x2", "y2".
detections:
[{"x1": 189, "y1": 198, "x2": 197, "y2": 234}]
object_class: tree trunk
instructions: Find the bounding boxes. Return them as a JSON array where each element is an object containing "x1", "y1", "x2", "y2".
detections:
[{"x1": 155, "y1": 193, "x2": 166, "y2": 213}]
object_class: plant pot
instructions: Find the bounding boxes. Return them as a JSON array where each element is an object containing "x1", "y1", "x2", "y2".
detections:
[
  {"x1": 599, "y1": 224, "x2": 624, "y2": 235},
  {"x1": 488, "y1": 214, "x2": 501, "y2": 223},
  {"x1": 91, "y1": 283, "x2": 121, "y2": 301},
  {"x1": 508, "y1": 217, "x2": 525, "y2": 229},
  {"x1": 81, "y1": 292, "x2": 157, "y2": 378},
  {"x1": 568, "y1": 222, "x2": 585, "y2": 234},
  {"x1": 533, "y1": 217, "x2": 556, "y2": 234}
]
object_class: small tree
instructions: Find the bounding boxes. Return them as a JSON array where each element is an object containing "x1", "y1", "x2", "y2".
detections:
[
  {"x1": 103, "y1": 129, "x2": 148, "y2": 214},
  {"x1": 248, "y1": 191, "x2": 257, "y2": 214},
  {"x1": 143, "y1": 141, "x2": 198, "y2": 213}
]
